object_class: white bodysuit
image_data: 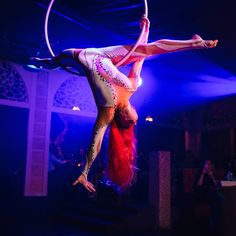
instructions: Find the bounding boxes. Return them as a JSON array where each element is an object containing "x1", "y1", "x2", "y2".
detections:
[{"x1": 77, "y1": 45, "x2": 145, "y2": 107}]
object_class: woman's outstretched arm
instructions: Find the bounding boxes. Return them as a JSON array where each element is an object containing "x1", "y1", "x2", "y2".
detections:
[
  {"x1": 111, "y1": 16, "x2": 149, "y2": 90},
  {"x1": 73, "y1": 107, "x2": 115, "y2": 192},
  {"x1": 128, "y1": 58, "x2": 145, "y2": 90}
]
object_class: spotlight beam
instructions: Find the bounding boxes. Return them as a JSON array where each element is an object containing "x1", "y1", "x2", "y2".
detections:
[{"x1": 36, "y1": 1, "x2": 93, "y2": 30}]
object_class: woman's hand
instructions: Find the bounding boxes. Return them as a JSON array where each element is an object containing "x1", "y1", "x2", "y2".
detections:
[
  {"x1": 140, "y1": 15, "x2": 150, "y2": 32},
  {"x1": 73, "y1": 174, "x2": 96, "y2": 192},
  {"x1": 139, "y1": 15, "x2": 150, "y2": 44}
]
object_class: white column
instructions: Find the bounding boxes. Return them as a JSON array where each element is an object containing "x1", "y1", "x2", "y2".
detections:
[{"x1": 24, "y1": 71, "x2": 51, "y2": 196}]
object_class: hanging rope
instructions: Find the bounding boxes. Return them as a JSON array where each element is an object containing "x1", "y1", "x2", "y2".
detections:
[{"x1": 44, "y1": 0, "x2": 149, "y2": 68}]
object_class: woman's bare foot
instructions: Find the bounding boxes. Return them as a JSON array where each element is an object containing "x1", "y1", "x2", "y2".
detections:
[
  {"x1": 72, "y1": 174, "x2": 96, "y2": 192},
  {"x1": 192, "y1": 34, "x2": 218, "y2": 49}
]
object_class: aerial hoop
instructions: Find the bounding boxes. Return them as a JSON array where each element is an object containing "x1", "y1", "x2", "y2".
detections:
[
  {"x1": 45, "y1": 0, "x2": 83, "y2": 75},
  {"x1": 44, "y1": 0, "x2": 149, "y2": 67},
  {"x1": 115, "y1": 0, "x2": 148, "y2": 67},
  {"x1": 45, "y1": 0, "x2": 56, "y2": 57}
]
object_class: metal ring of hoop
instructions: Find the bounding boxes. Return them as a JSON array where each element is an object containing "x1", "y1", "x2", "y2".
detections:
[{"x1": 44, "y1": 0, "x2": 148, "y2": 67}]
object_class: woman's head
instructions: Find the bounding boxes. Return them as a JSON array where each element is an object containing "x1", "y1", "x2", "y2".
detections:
[
  {"x1": 108, "y1": 105, "x2": 138, "y2": 189},
  {"x1": 114, "y1": 105, "x2": 138, "y2": 129},
  {"x1": 203, "y1": 160, "x2": 215, "y2": 172}
]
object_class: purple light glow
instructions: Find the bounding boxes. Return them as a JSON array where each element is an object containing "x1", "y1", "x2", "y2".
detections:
[{"x1": 190, "y1": 75, "x2": 236, "y2": 97}]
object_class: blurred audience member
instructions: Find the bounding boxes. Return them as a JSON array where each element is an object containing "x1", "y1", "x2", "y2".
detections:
[
  {"x1": 225, "y1": 158, "x2": 236, "y2": 181},
  {"x1": 194, "y1": 160, "x2": 222, "y2": 235}
]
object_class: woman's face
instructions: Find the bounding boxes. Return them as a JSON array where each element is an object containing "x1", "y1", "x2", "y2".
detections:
[
  {"x1": 204, "y1": 160, "x2": 213, "y2": 172},
  {"x1": 116, "y1": 105, "x2": 138, "y2": 128}
]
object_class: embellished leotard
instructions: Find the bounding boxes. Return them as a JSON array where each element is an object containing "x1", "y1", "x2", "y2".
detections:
[{"x1": 77, "y1": 46, "x2": 145, "y2": 107}]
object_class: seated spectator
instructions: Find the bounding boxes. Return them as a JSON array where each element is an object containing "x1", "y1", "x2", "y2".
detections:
[
  {"x1": 195, "y1": 160, "x2": 218, "y2": 200},
  {"x1": 194, "y1": 160, "x2": 222, "y2": 234}
]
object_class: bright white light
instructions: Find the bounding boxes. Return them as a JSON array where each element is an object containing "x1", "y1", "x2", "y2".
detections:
[
  {"x1": 138, "y1": 77, "x2": 143, "y2": 87},
  {"x1": 145, "y1": 116, "x2": 154, "y2": 122},
  {"x1": 26, "y1": 64, "x2": 42, "y2": 70},
  {"x1": 72, "y1": 106, "x2": 80, "y2": 111}
]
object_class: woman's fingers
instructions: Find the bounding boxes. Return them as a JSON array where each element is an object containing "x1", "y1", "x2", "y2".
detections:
[
  {"x1": 145, "y1": 18, "x2": 150, "y2": 28},
  {"x1": 72, "y1": 176, "x2": 96, "y2": 192},
  {"x1": 141, "y1": 18, "x2": 150, "y2": 31},
  {"x1": 87, "y1": 182, "x2": 96, "y2": 192},
  {"x1": 142, "y1": 15, "x2": 149, "y2": 23},
  {"x1": 72, "y1": 179, "x2": 80, "y2": 185},
  {"x1": 140, "y1": 16, "x2": 149, "y2": 28}
]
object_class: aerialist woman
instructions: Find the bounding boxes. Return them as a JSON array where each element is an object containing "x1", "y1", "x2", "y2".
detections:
[{"x1": 30, "y1": 16, "x2": 218, "y2": 192}]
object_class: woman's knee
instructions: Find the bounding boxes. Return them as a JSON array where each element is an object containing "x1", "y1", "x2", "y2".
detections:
[
  {"x1": 61, "y1": 49, "x2": 75, "y2": 57},
  {"x1": 53, "y1": 49, "x2": 75, "y2": 66}
]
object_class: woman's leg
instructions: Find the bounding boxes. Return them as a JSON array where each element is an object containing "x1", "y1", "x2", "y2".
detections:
[
  {"x1": 29, "y1": 57, "x2": 58, "y2": 69},
  {"x1": 73, "y1": 107, "x2": 115, "y2": 192},
  {"x1": 127, "y1": 34, "x2": 218, "y2": 57},
  {"x1": 29, "y1": 49, "x2": 76, "y2": 69}
]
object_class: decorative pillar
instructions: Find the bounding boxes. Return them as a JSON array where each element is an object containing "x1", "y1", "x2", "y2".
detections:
[
  {"x1": 24, "y1": 71, "x2": 51, "y2": 196},
  {"x1": 149, "y1": 151, "x2": 171, "y2": 229}
]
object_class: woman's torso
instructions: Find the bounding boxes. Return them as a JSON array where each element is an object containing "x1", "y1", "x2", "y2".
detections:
[{"x1": 76, "y1": 46, "x2": 139, "y2": 108}]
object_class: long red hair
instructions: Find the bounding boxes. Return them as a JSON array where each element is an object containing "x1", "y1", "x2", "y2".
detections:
[{"x1": 108, "y1": 120, "x2": 137, "y2": 189}]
